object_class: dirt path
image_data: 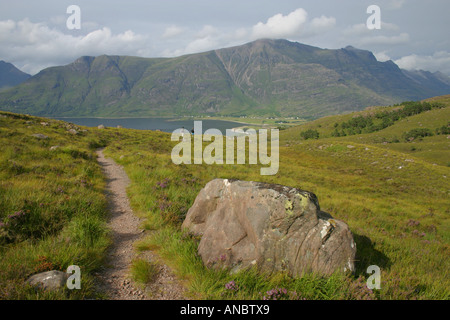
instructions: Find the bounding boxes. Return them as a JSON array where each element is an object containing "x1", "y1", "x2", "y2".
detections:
[{"x1": 95, "y1": 148, "x2": 187, "y2": 300}]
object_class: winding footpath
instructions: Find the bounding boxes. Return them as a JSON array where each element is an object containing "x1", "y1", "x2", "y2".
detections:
[{"x1": 95, "y1": 148, "x2": 187, "y2": 300}]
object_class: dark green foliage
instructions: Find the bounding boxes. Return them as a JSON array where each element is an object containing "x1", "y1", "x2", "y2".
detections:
[
  {"x1": 435, "y1": 122, "x2": 450, "y2": 135},
  {"x1": 403, "y1": 128, "x2": 434, "y2": 141},
  {"x1": 334, "y1": 101, "x2": 444, "y2": 137},
  {"x1": 300, "y1": 129, "x2": 320, "y2": 140},
  {"x1": 88, "y1": 138, "x2": 109, "y2": 150}
]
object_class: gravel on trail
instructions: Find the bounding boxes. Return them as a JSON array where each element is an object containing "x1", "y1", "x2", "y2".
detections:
[{"x1": 95, "y1": 148, "x2": 187, "y2": 300}]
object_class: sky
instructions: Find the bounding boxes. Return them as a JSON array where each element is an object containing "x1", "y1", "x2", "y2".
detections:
[{"x1": 1, "y1": 0, "x2": 449, "y2": 75}]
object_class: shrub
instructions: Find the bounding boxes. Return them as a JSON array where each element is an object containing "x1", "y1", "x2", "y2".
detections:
[
  {"x1": 403, "y1": 128, "x2": 434, "y2": 141},
  {"x1": 300, "y1": 129, "x2": 319, "y2": 140},
  {"x1": 435, "y1": 123, "x2": 450, "y2": 135},
  {"x1": 336, "y1": 101, "x2": 445, "y2": 137},
  {"x1": 88, "y1": 139, "x2": 108, "y2": 150}
]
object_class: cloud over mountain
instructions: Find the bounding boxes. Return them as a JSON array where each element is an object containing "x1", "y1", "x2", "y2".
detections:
[
  {"x1": 1, "y1": 2, "x2": 449, "y2": 76},
  {"x1": 395, "y1": 51, "x2": 450, "y2": 75},
  {"x1": 0, "y1": 19, "x2": 149, "y2": 74}
]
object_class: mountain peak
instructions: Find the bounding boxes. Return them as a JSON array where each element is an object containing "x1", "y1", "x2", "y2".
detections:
[
  {"x1": 0, "y1": 40, "x2": 449, "y2": 118},
  {"x1": 0, "y1": 61, "x2": 31, "y2": 90}
]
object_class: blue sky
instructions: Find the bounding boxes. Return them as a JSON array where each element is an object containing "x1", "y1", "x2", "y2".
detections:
[{"x1": 1, "y1": 0, "x2": 449, "y2": 75}]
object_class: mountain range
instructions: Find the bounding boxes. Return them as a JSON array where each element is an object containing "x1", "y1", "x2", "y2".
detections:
[
  {"x1": 0, "y1": 61, "x2": 31, "y2": 91},
  {"x1": 1, "y1": 39, "x2": 449, "y2": 119}
]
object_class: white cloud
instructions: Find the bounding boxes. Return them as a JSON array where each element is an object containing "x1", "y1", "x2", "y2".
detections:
[
  {"x1": 382, "y1": 22, "x2": 401, "y2": 32},
  {"x1": 343, "y1": 22, "x2": 400, "y2": 37},
  {"x1": 164, "y1": 25, "x2": 221, "y2": 55},
  {"x1": 387, "y1": 0, "x2": 406, "y2": 10},
  {"x1": 162, "y1": 25, "x2": 184, "y2": 39},
  {"x1": 0, "y1": 8, "x2": 339, "y2": 74},
  {"x1": 374, "y1": 51, "x2": 391, "y2": 62},
  {"x1": 311, "y1": 16, "x2": 336, "y2": 30},
  {"x1": 196, "y1": 25, "x2": 218, "y2": 38},
  {"x1": 342, "y1": 23, "x2": 368, "y2": 37},
  {"x1": 184, "y1": 36, "x2": 219, "y2": 54},
  {"x1": 233, "y1": 28, "x2": 249, "y2": 41},
  {"x1": 0, "y1": 18, "x2": 150, "y2": 74},
  {"x1": 305, "y1": 15, "x2": 336, "y2": 37},
  {"x1": 164, "y1": 8, "x2": 336, "y2": 58},
  {"x1": 251, "y1": 8, "x2": 308, "y2": 39},
  {"x1": 395, "y1": 51, "x2": 450, "y2": 75},
  {"x1": 342, "y1": 22, "x2": 409, "y2": 47},
  {"x1": 249, "y1": 8, "x2": 336, "y2": 41},
  {"x1": 360, "y1": 32, "x2": 410, "y2": 45}
]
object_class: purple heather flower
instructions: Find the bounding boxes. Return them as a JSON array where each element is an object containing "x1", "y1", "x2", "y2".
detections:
[
  {"x1": 8, "y1": 210, "x2": 25, "y2": 220},
  {"x1": 225, "y1": 281, "x2": 238, "y2": 291}
]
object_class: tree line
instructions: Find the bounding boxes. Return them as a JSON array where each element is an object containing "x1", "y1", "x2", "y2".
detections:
[
  {"x1": 331, "y1": 101, "x2": 445, "y2": 138},
  {"x1": 299, "y1": 101, "x2": 447, "y2": 141}
]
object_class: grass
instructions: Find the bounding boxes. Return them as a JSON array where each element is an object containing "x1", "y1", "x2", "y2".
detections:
[
  {"x1": 99, "y1": 97, "x2": 450, "y2": 300},
  {"x1": 281, "y1": 97, "x2": 450, "y2": 166},
  {"x1": 131, "y1": 259, "x2": 159, "y2": 285},
  {"x1": 1, "y1": 95, "x2": 449, "y2": 300},
  {"x1": 0, "y1": 111, "x2": 110, "y2": 299}
]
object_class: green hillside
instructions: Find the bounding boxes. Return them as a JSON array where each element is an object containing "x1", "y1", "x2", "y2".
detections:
[
  {"x1": 1, "y1": 95, "x2": 449, "y2": 300},
  {"x1": 1, "y1": 39, "x2": 450, "y2": 119},
  {"x1": 281, "y1": 95, "x2": 450, "y2": 166},
  {"x1": 0, "y1": 112, "x2": 111, "y2": 299}
]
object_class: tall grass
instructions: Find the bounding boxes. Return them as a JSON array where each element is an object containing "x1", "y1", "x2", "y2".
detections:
[
  {"x1": 0, "y1": 112, "x2": 110, "y2": 299},
  {"x1": 131, "y1": 259, "x2": 159, "y2": 285}
]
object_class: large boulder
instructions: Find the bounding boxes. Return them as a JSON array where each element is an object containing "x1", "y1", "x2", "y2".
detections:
[{"x1": 182, "y1": 179, "x2": 356, "y2": 277}]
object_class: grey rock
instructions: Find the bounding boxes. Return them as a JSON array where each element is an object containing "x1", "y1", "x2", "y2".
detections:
[
  {"x1": 98, "y1": 124, "x2": 105, "y2": 130},
  {"x1": 182, "y1": 179, "x2": 356, "y2": 277},
  {"x1": 32, "y1": 133, "x2": 49, "y2": 139},
  {"x1": 27, "y1": 270, "x2": 68, "y2": 291}
]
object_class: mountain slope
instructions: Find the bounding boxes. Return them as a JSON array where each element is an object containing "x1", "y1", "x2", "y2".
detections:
[
  {"x1": 1, "y1": 39, "x2": 450, "y2": 118},
  {"x1": 280, "y1": 94, "x2": 450, "y2": 166},
  {"x1": 0, "y1": 61, "x2": 31, "y2": 90}
]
